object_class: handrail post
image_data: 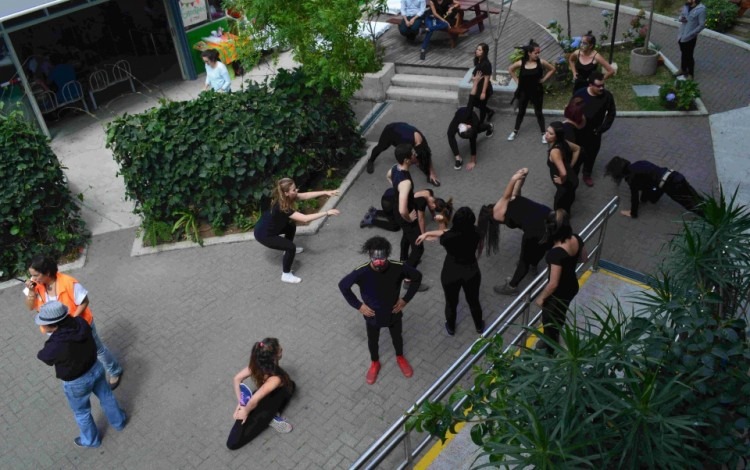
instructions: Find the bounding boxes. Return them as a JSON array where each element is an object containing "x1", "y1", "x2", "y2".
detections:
[
  {"x1": 404, "y1": 431, "x2": 413, "y2": 468},
  {"x1": 592, "y1": 214, "x2": 609, "y2": 272}
]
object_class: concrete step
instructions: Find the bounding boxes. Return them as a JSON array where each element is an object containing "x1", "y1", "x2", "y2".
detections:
[
  {"x1": 394, "y1": 64, "x2": 467, "y2": 78},
  {"x1": 386, "y1": 86, "x2": 458, "y2": 103},
  {"x1": 390, "y1": 74, "x2": 460, "y2": 91}
]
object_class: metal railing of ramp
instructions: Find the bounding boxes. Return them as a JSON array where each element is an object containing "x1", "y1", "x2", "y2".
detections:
[{"x1": 350, "y1": 196, "x2": 620, "y2": 470}]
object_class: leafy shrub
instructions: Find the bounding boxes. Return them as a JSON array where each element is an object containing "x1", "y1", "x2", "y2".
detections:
[
  {"x1": 0, "y1": 108, "x2": 89, "y2": 281},
  {"x1": 660, "y1": 78, "x2": 701, "y2": 110},
  {"x1": 106, "y1": 68, "x2": 364, "y2": 243},
  {"x1": 703, "y1": 0, "x2": 737, "y2": 32}
]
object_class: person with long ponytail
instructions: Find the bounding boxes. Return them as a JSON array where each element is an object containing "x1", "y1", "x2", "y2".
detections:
[
  {"x1": 227, "y1": 338, "x2": 296, "y2": 450},
  {"x1": 534, "y1": 210, "x2": 588, "y2": 349},
  {"x1": 254, "y1": 178, "x2": 340, "y2": 283},
  {"x1": 476, "y1": 168, "x2": 552, "y2": 296}
]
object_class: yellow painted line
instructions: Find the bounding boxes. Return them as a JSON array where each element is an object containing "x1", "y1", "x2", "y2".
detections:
[{"x1": 414, "y1": 268, "x2": 644, "y2": 469}]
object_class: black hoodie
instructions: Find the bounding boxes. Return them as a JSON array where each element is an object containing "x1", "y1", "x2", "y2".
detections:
[{"x1": 37, "y1": 316, "x2": 97, "y2": 381}]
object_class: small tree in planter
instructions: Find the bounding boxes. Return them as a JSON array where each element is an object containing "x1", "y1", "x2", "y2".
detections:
[{"x1": 630, "y1": 2, "x2": 659, "y2": 75}]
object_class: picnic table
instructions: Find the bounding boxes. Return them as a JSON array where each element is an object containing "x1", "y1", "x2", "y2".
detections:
[{"x1": 386, "y1": 0, "x2": 500, "y2": 48}]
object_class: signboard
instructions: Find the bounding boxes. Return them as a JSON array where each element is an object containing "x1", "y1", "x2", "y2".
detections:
[{"x1": 179, "y1": 0, "x2": 208, "y2": 28}]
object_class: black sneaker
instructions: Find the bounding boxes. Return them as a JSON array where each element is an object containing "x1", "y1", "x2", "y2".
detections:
[
  {"x1": 485, "y1": 123, "x2": 494, "y2": 138},
  {"x1": 454, "y1": 158, "x2": 462, "y2": 170},
  {"x1": 366, "y1": 160, "x2": 374, "y2": 174},
  {"x1": 493, "y1": 282, "x2": 519, "y2": 296},
  {"x1": 475, "y1": 320, "x2": 485, "y2": 334},
  {"x1": 445, "y1": 322, "x2": 455, "y2": 336},
  {"x1": 420, "y1": 50, "x2": 426, "y2": 60}
]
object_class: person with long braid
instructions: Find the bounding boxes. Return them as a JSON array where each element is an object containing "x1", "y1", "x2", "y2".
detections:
[
  {"x1": 227, "y1": 338, "x2": 296, "y2": 450},
  {"x1": 477, "y1": 168, "x2": 552, "y2": 296}
]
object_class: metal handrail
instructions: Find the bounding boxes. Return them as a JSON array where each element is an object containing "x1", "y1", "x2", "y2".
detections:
[{"x1": 350, "y1": 196, "x2": 619, "y2": 470}]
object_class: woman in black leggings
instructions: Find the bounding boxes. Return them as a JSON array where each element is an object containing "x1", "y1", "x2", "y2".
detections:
[
  {"x1": 417, "y1": 207, "x2": 484, "y2": 335},
  {"x1": 254, "y1": 178, "x2": 340, "y2": 284},
  {"x1": 227, "y1": 338, "x2": 296, "y2": 450},
  {"x1": 507, "y1": 39, "x2": 555, "y2": 143},
  {"x1": 545, "y1": 122, "x2": 581, "y2": 216},
  {"x1": 477, "y1": 168, "x2": 552, "y2": 295}
]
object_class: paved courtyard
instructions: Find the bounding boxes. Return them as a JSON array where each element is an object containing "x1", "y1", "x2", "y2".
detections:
[{"x1": 0, "y1": 0, "x2": 745, "y2": 467}]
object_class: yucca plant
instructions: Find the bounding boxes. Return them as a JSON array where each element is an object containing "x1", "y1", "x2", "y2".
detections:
[{"x1": 408, "y1": 191, "x2": 750, "y2": 468}]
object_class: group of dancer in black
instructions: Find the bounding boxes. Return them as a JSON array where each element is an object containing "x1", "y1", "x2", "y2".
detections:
[{"x1": 233, "y1": 36, "x2": 707, "y2": 451}]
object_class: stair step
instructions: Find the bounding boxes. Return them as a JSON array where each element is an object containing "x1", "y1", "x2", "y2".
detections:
[
  {"x1": 394, "y1": 64, "x2": 467, "y2": 78},
  {"x1": 386, "y1": 86, "x2": 458, "y2": 103},
  {"x1": 390, "y1": 74, "x2": 460, "y2": 91}
]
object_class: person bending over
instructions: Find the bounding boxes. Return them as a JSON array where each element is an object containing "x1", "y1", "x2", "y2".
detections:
[
  {"x1": 366, "y1": 122, "x2": 440, "y2": 186},
  {"x1": 447, "y1": 107, "x2": 494, "y2": 171},
  {"x1": 477, "y1": 168, "x2": 552, "y2": 296},
  {"x1": 604, "y1": 156, "x2": 704, "y2": 218}
]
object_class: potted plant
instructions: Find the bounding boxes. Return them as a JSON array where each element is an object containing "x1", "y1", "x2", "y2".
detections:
[
  {"x1": 630, "y1": 2, "x2": 659, "y2": 75},
  {"x1": 659, "y1": 78, "x2": 701, "y2": 110}
]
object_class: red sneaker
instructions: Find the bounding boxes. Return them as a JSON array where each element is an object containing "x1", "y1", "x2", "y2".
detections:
[
  {"x1": 396, "y1": 356, "x2": 413, "y2": 378},
  {"x1": 366, "y1": 361, "x2": 381, "y2": 385}
]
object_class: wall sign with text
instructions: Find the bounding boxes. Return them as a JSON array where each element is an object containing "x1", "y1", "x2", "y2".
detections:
[{"x1": 180, "y1": 0, "x2": 208, "y2": 28}]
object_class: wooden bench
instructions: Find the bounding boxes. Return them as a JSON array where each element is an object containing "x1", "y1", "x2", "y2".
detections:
[{"x1": 386, "y1": 1, "x2": 499, "y2": 48}]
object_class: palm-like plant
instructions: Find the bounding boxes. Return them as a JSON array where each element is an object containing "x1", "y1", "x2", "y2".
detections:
[{"x1": 408, "y1": 191, "x2": 750, "y2": 468}]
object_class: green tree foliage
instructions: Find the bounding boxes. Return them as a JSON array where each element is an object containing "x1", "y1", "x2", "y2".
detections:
[
  {"x1": 106, "y1": 69, "x2": 364, "y2": 244},
  {"x1": 225, "y1": 0, "x2": 383, "y2": 99},
  {"x1": 408, "y1": 192, "x2": 750, "y2": 468},
  {"x1": 0, "y1": 108, "x2": 89, "y2": 281}
]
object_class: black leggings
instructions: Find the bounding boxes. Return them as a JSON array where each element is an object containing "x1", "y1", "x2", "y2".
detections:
[
  {"x1": 397, "y1": 219, "x2": 424, "y2": 268},
  {"x1": 467, "y1": 93, "x2": 493, "y2": 124},
  {"x1": 368, "y1": 124, "x2": 430, "y2": 177},
  {"x1": 509, "y1": 235, "x2": 548, "y2": 288},
  {"x1": 679, "y1": 37, "x2": 698, "y2": 76},
  {"x1": 579, "y1": 129, "x2": 602, "y2": 177},
  {"x1": 366, "y1": 314, "x2": 404, "y2": 361},
  {"x1": 372, "y1": 192, "x2": 400, "y2": 232},
  {"x1": 226, "y1": 383, "x2": 295, "y2": 450},
  {"x1": 664, "y1": 172, "x2": 704, "y2": 216},
  {"x1": 441, "y1": 263, "x2": 483, "y2": 331},
  {"x1": 514, "y1": 89, "x2": 545, "y2": 133},
  {"x1": 255, "y1": 223, "x2": 296, "y2": 273},
  {"x1": 541, "y1": 297, "x2": 572, "y2": 345},
  {"x1": 553, "y1": 181, "x2": 576, "y2": 215}
]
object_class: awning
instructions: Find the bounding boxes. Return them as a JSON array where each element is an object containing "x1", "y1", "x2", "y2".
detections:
[{"x1": 0, "y1": 1, "x2": 71, "y2": 23}]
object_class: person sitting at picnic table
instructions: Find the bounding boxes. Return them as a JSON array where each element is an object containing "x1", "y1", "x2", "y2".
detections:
[
  {"x1": 420, "y1": 0, "x2": 462, "y2": 60},
  {"x1": 399, "y1": 0, "x2": 426, "y2": 42},
  {"x1": 202, "y1": 49, "x2": 231, "y2": 93}
]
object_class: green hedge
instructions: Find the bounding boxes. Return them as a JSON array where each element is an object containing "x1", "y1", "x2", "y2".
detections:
[
  {"x1": 0, "y1": 108, "x2": 89, "y2": 281},
  {"x1": 106, "y1": 68, "x2": 364, "y2": 242},
  {"x1": 704, "y1": 0, "x2": 737, "y2": 33}
]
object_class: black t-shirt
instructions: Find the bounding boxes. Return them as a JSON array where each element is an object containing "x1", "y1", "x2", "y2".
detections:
[
  {"x1": 505, "y1": 196, "x2": 550, "y2": 239},
  {"x1": 440, "y1": 228, "x2": 481, "y2": 265},
  {"x1": 472, "y1": 60, "x2": 494, "y2": 96},
  {"x1": 545, "y1": 234, "x2": 584, "y2": 301},
  {"x1": 254, "y1": 203, "x2": 292, "y2": 238},
  {"x1": 391, "y1": 164, "x2": 416, "y2": 221}
]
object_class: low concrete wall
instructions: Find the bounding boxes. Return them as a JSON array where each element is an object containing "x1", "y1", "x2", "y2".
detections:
[{"x1": 353, "y1": 63, "x2": 396, "y2": 101}]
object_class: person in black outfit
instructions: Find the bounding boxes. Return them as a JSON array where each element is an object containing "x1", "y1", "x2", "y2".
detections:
[
  {"x1": 466, "y1": 43, "x2": 495, "y2": 124},
  {"x1": 604, "y1": 156, "x2": 705, "y2": 218},
  {"x1": 366, "y1": 122, "x2": 440, "y2": 186},
  {"x1": 573, "y1": 71, "x2": 616, "y2": 187},
  {"x1": 361, "y1": 188, "x2": 451, "y2": 234},
  {"x1": 447, "y1": 106, "x2": 494, "y2": 171},
  {"x1": 535, "y1": 209, "x2": 587, "y2": 349},
  {"x1": 339, "y1": 236, "x2": 422, "y2": 384},
  {"x1": 227, "y1": 338, "x2": 295, "y2": 450},
  {"x1": 478, "y1": 168, "x2": 552, "y2": 296},
  {"x1": 253, "y1": 178, "x2": 341, "y2": 284},
  {"x1": 417, "y1": 207, "x2": 485, "y2": 336},
  {"x1": 507, "y1": 39, "x2": 555, "y2": 143},
  {"x1": 545, "y1": 122, "x2": 581, "y2": 215},
  {"x1": 388, "y1": 145, "x2": 429, "y2": 291}
]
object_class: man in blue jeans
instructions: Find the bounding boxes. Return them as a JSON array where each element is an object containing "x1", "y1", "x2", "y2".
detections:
[
  {"x1": 36, "y1": 301, "x2": 127, "y2": 448},
  {"x1": 399, "y1": 0, "x2": 426, "y2": 41}
]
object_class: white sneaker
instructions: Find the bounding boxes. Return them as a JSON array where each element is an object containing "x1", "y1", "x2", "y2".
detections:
[
  {"x1": 507, "y1": 131, "x2": 517, "y2": 141},
  {"x1": 295, "y1": 247, "x2": 304, "y2": 254},
  {"x1": 269, "y1": 415, "x2": 293, "y2": 433},
  {"x1": 281, "y1": 272, "x2": 301, "y2": 284},
  {"x1": 542, "y1": 134, "x2": 547, "y2": 144}
]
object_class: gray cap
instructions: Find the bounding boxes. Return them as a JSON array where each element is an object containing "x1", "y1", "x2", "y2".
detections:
[{"x1": 35, "y1": 301, "x2": 69, "y2": 326}]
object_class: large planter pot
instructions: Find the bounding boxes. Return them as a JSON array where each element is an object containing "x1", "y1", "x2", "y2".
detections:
[{"x1": 630, "y1": 48, "x2": 658, "y2": 76}]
